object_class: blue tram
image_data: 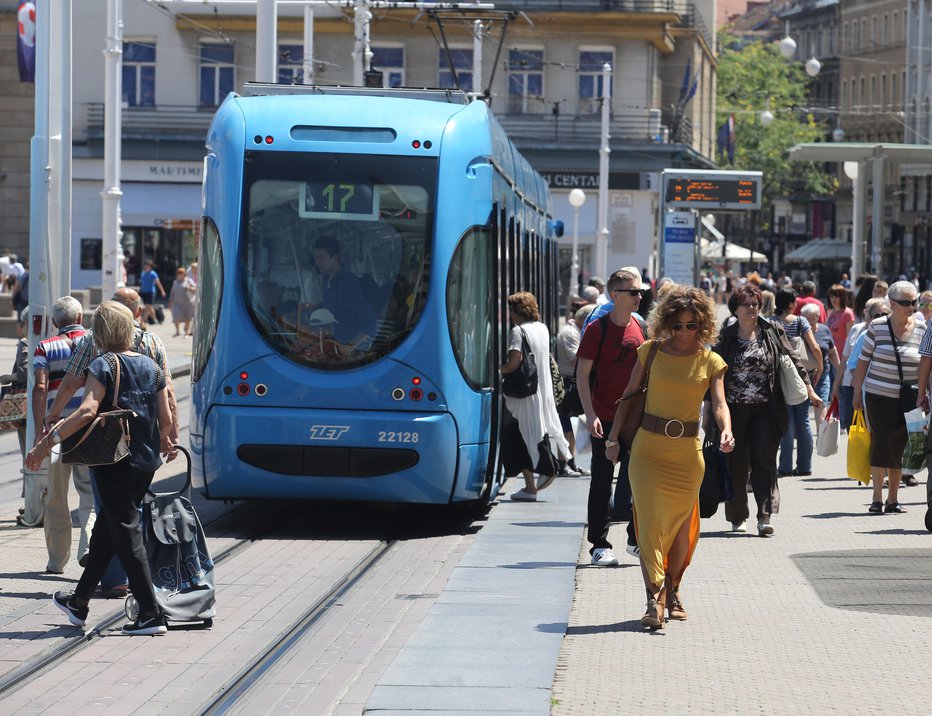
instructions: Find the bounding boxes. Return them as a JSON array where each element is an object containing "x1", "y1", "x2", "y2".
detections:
[{"x1": 190, "y1": 84, "x2": 559, "y2": 505}]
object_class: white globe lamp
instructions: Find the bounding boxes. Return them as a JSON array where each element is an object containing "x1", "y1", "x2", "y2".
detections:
[
  {"x1": 568, "y1": 188, "x2": 586, "y2": 209},
  {"x1": 779, "y1": 36, "x2": 797, "y2": 59},
  {"x1": 805, "y1": 57, "x2": 822, "y2": 77},
  {"x1": 760, "y1": 109, "x2": 775, "y2": 127},
  {"x1": 832, "y1": 127, "x2": 846, "y2": 142}
]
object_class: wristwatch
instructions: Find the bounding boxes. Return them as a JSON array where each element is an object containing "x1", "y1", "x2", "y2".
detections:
[
  {"x1": 605, "y1": 439, "x2": 619, "y2": 448},
  {"x1": 50, "y1": 429, "x2": 62, "y2": 445}
]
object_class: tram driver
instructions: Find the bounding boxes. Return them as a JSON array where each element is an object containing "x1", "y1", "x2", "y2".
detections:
[{"x1": 312, "y1": 235, "x2": 376, "y2": 354}]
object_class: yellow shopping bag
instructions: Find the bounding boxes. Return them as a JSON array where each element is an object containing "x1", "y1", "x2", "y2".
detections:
[{"x1": 846, "y1": 408, "x2": 871, "y2": 484}]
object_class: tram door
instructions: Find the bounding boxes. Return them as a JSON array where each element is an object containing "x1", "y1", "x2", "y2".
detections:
[{"x1": 485, "y1": 203, "x2": 508, "y2": 495}]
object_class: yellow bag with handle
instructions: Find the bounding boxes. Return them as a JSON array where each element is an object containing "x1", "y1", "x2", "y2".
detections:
[{"x1": 846, "y1": 408, "x2": 871, "y2": 485}]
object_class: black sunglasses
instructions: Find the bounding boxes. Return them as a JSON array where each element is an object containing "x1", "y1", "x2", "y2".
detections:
[
  {"x1": 892, "y1": 298, "x2": 918, "y2": 307},
  {"x1": 672, "y1": 321, "x2": 700, "y2": 332},
  {"x1": 612, "y1": 288, "x2": 645, "y2": 297}
]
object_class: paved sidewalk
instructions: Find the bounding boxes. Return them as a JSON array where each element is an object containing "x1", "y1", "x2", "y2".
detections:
[{"x1": 552, "y1": 431, "x2": 932, "y2": 714}]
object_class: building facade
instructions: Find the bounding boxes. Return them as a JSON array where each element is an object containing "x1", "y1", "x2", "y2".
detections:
[{"x1": 3, "y1": 1, "x2": 718, "y2": 291}]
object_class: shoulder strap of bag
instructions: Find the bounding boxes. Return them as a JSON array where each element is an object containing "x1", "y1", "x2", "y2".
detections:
[
  {"x1": 570, "y1": 314, "x2": 610, "y2": 383},
  {"x1": 518, "y1": 327, "x2": 534, "y2": 361},
  {"x1": 639, "y1": 340, "x2": 663, "y2": 391},
  {"x1": 106, "y1": 353, "x2": 122, "y2": 410},
  {"x1": 887, "y1": 316, "x2": 906, "y2": 383}
]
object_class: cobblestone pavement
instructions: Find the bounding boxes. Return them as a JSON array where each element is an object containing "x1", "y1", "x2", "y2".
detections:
[{"x1": 552, "y1": 432, "x2": 932, "y2": 715}]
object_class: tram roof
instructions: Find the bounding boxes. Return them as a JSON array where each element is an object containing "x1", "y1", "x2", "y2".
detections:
[{"x1": 243, "y1": 82, "x2": 469, "y2": 104}]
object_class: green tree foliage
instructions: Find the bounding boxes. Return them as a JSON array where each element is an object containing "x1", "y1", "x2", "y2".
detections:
[{"x1": 716, "y1": 36, "x2": 836, "y2": 205}]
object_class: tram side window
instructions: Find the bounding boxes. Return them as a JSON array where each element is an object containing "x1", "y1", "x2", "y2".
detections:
[
  {"x1": 192, "y1": 217, "x2": 223, "y2": 383},
  {"x1": 447, "y1": 226, "x2": 493, "y2": 390}
]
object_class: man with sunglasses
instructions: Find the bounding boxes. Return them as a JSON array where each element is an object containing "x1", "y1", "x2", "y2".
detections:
[{"x1": 576, "y1": 268, "x2": 647, "y2": 566}]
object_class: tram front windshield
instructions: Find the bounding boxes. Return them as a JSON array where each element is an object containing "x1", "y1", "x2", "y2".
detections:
[{"x1": 242, "y1": 151, "x2": 436, "y2": 370}]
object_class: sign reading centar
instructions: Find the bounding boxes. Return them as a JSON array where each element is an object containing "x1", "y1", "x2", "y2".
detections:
[{"x1": 662, "y1": 169, "x2": 762, "y2": 210}]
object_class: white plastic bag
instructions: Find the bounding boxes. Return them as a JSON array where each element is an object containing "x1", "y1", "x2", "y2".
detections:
[
  {"x1": 816, "y1": 416, "x2": 839, "y2": 458},
  {"x1": 574, "y1": 416, "x2": 591, "y2": 455},
  {"x1": 901, "y1": 407, "x2": 928, "y2": 475}
]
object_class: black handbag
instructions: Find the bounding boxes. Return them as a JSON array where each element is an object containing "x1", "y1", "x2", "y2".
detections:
[
  {"x1": 502, "y1": 327, "x2": 538, "y2": 398},
  {"x1": 59, "y1": 354, "x2": 137, "y2": 467},
  {"x1": 699, "y1": 421, "x2": 734, "y2": 518},
  {"x1": 887, "y1": 317, "x2": 920, "y2": 413}
]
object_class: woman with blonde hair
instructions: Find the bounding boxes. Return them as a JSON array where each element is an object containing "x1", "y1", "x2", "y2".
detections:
[
  {"x1": 27, "y1": 301, "x2": 177, "y2": 635},
  {"x1": 501, "y1": 291, "x2": 569, "y2": 501},
  {"x1": 605, "y1": 285, "x2": 733, "y2": 628}
]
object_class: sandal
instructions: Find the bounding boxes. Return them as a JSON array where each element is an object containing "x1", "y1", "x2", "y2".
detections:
[
  {"x1": 884, "y1": 502, "x2": 908, "y2": 514},
  {"x1": 868, "y1": 501, "x2": 883, "y2": 514}
]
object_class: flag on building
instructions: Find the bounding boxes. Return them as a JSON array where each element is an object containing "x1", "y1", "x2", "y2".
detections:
[
  {"x1": 17, "y1": 2, "x2": 36, "y2": 84},
  {"x1": 716, "y1": 114, "x2": 736, "y2": 165},
  {"x1": 678, "y1": 60, "x2": 699, "y2": 109}
]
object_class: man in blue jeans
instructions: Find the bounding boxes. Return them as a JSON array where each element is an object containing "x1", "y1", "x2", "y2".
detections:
[{"x1": 576, "y1": 268, "x2": 646, "y2": 566}]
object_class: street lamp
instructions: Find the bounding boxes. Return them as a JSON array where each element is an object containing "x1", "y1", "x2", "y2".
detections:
[
  {"x1": 568, "y1": 188, "x2": 586, "y2": 299},
  {"x1": 805, "y1": 57, "x2": 822, "y2": 77}
]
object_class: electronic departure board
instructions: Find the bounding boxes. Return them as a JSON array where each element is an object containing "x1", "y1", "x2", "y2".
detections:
[{"x1": 662, "y1": 170, "x2": 762, "y2": 210}]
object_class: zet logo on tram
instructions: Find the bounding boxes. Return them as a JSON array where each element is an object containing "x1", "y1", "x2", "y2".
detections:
[{"x1": 308, "y1": 425, "x2": 351, "y2": 441}]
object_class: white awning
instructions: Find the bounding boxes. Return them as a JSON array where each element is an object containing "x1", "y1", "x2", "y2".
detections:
[
  {"x1": 784, "y1": 238, "x2": 851, "y2": 262},
  {"x1": 699, "y1": 237, "x2": 767, "y2": 262}
]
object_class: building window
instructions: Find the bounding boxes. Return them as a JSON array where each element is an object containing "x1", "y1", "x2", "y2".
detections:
[
  {"x1": 872, "y1": 16, "x2": 877, "y2": 47},
  {"x1": 371, "y1": 46, "x2": 404, "y2": 88},
  {"x1": 278, "y1": 44, "x2": 304, "y2": 84},
  {"x1": 851, "y1": 78, "x2": 857, "y2": 110},
  {"x1": 843, "y1": 22, "x2": 849, "y2": 53},
  {"x1": 578, "y1": 49, "x2": 613, "y2": 115},
  {"x1": 883, "y1": 14, "x2": 888, "y2": 45},
  {"x1": 507, "y1": 48, "x2": 543, "y2": 114},
  {"x1": 892, "y1": 12, "x2": 898, "y2": 43},
  {"x1": 438, "y1": 48, "x2": 473, "y2": 91},
  {"x1": 881, "y1": 74, "x2": 887, "y2": 108},
  {"x1": 892, "y1": 72, "x2": 897, "y2": 109},
  {"x1": 199, "y1": 43, "x2": 235, "y2": 107},
  {"x1": 80, "y1": 239, "x2": 102, "y2": 271},
  {"x1": 123, "y1": 41, "x2": 155, "y2": 106}
]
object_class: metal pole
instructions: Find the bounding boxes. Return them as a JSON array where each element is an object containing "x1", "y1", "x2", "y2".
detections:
[
  {"x1": 597, "y1": 62, "x2": 612, "y2": 281},
  {"x1": 256, "y1": 0, "x2": 277, "y2": 83},
  {"x1": 352, "y1": 0, "x2": 372, "y2": 86},
  {"x1": 303, "y1": 6, "x2": 314, "y2": 84},
  {"x1": 53, "y1": 0, "x2": 73, "y2": 298},
  {"x1": 871, "y1": 149, "x2": 885, "y2": 275},
  {"x1": 571, "y1": 206, "x2": 580, "y2": 298},
  {"x1": 101, "y1": 0, "x2": 123, "y2": 297},
  {"x1": 472, "y1": 19, "x2": 482, "y2": 98}
]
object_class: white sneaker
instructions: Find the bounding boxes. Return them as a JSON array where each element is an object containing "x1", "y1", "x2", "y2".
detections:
[
  {"x1": 591, "y1": 547, "x2": 619, "y2": 566},
  {"x1": 510, "y1": 489, "x2": 537, "y2": 502},
  {"x1": 536, "y1": 474, "x2": 557, "y2": 491},
  {"x1": 757, "y1": 521, "x2": 774, "y2": 537},
  {"x1": 625, "y1": 544, "x2": 640, "y2": 559},
  {"x1": 731, "y1": 521, "x2": 747, "y2": 533}
]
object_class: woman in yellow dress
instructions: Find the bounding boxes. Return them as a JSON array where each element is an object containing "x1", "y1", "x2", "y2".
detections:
[{"x1": 606, "y1": 285, "x2": 733, "y2": 629}]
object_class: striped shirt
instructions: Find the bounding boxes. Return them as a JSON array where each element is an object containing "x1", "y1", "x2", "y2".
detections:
[
  {"x1": 33, "y1": 325, "x2": 86, "y2": 416},
  {"x1": 65, "y1": 321, "x2": 171, "y2": 379},
  {"x1": 770, "y1": 314, "x2": 811, "y2": 338},
  {"x1": 859, "y1": 317, "x2": 926, "y2": 398}
]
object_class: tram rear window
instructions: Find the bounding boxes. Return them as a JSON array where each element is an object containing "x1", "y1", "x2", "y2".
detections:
[{"x1": 241, "y1": 151, "x2": 436, "y2": 371}]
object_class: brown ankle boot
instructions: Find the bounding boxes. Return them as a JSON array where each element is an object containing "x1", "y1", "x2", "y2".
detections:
[
  {"x1": 641, "y1": 587, "x2": 666, "y2": 629},
  {"x1": 665, "y1": 575, "x2": 688, "y2": 621}
]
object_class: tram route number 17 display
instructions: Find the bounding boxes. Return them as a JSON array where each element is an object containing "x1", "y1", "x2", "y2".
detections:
[{"x1": 299, "y1": 180, "x2": 379, "y2": 220}]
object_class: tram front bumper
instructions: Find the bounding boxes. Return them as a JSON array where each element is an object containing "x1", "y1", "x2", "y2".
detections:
[{"x1": 197, "y1": 406, "x2": 459, "y2": 503}]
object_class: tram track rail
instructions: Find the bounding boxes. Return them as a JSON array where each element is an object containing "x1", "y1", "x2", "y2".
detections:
[
  {"x1": 198, "y1": 539, "x2": 396, "y2": 715},
  {"x1": 0, "y1": 501, "x2": 268, "y2": 699}
]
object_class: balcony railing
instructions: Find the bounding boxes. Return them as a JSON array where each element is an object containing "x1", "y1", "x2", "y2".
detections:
[
  {"x1": 85, "y1": 103, "x2": 215, "y2": 141},
  {"x1": 497, "y1": 109, "x2": 691, "y2": 146},
  {"x1": 84, "y1": 103, "x2": 693, "y2": 149}
]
